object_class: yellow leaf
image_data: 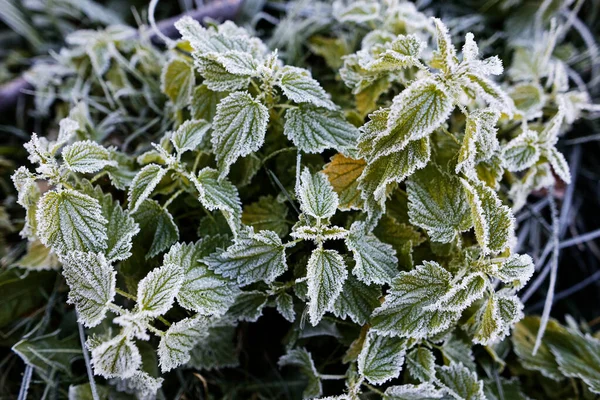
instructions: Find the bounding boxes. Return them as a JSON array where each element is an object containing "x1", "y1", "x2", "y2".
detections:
[{"x1": 322, "y1": 154, "x2": 366, "y2": 210}]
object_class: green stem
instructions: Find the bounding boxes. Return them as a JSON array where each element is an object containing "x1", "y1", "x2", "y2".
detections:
[
  {"x1": 362, "y1": 382, "x2": 385, "y2": 396},
  {"x1": 262, "y1": 146, "x2": 297, "y2": 166}
]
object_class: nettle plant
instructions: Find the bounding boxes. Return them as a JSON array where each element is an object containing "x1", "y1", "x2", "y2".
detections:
[{"x1": 11, "y1": 7, "x2": 600, "y2": 400}]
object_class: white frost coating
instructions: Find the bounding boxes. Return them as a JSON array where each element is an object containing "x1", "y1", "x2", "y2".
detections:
[
  {"x1": 165, "y1": 241, "x2": 240, "y2": 316},
  {"x1": 358, "y1": 331, "x2": 406, "y2": 385},
  {"x1": 502, "y1": 129, "x2": 541, "y2": 172},
  {"x1": 127, "y1": 164, "x2": 167, "y2": 213},
  {"x1": 113, "y1": 311, "x2": 150, "y2": 341},
  {"x1": 546, "y1": 146, "x2": 571, "y2": 184},
  {"x1": 306, "y1": 248, "x2": 347, "y2": 326},
  {"x1": 61, "y1": 251, "x2": 116, "y2": 327},
  {"x1": 204, "y1": 50, "x2": 260, "y2": 76},
  {"x1": 137, "y1": 263, "x2": 184, "y2": 317},
  {"x1": 406, "y1": 166, "x2": 472, "y2": 243},
  {"x1": 384, "y1": 382, "x2": 444, "y2": 399},
  {"x1": 203, "y1": 229, "x2": 286, "y2": 285},
  {"x1": 461, "y1": 178, "x2": 514, "y2": 255},
  {"x1": 37, "y1": 189, "x2": 108, "y2": 254},
  {"x1": 369, "y1": 79, "x2": 454, "y2": 161},
  {"x1": 194, "y1": 167, "x2": 242, "y2": 230},
  {"x1": 493, "y1": 253, "x2": 534, "y2": 290},
  {"x1": 456, "y1": 108, "x2": 501, "y2": 177},
  {"x1": 291, "y1": 224, "x2": 348, "y2": 242},
  {"x1": 158, "y1": 314, "x2": 210, "y2": 372},
  {"x1": 332, "y1": 1, "x2": 380, "y2": 24},
  {"x1": 62, "y1": 140, "x2": 117, "y2": 174},
  {"x1": 436, "y1": 363, "x2": 485, "y2": 400},
  {"x1": 297, "y1": 168, "x2": 339, "y2": 220},
  {"x1": 211, "y1": 91, "x2": 269, "y2": 178},
  {"x1": 370, "y1": 261, "x2": 460, "y2": 339},
  {"x1": 283, "y1": 106, "x2": 359, "y2": 155},
  {"x1": 90, "y1": 334, "x2": 141, "y2": 379},
  {"x1": 346, "y1": 221, "x2": 398, "y2": 285},
  {"x1": 170, "y1": 119, "x2": 211, "y2": 156},
  {"x1": 277, "y1": 66, "x2": 336, "y2": 110},
  {"x1": 434, "y1": 272, "x2": 488, "y2": 312}
]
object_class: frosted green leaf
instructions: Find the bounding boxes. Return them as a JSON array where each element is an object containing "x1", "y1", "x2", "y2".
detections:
[
  {"x1": 491, "y1": 254, "x2": 534, "y2": 289},
  {"x1": 291, "y1": 223, "x2": 348, "y2": 242},
  {"x1": 456, "y1": 109, "x2": 500, "y2": 177},
  {"x1": 545, "y1": 146, "x2": 571, "y2": 184},
  {"x1": 137, "y1": 263, "x2": 184, "y2": 317},
  {"x1": 435, "y1": 363, "x2": 485, "y2": 400},
  {"x1": 102, "y1": 196, "x2": 139, "y2": 263},
  {"x1": 512, "y1": 317, "x2": 563, "y2": 380},
  {"x1": 359, "y1": 136, "x2": 431, "y2": 212},
  {"x1": 170, "y1": 119, "x2": 211, "y2": 156},
  {"x1": 203, "y1": 229, "x2": 286, "y2": 285},
  {"x1": 242, "y1": 196, "x2": 289, "y2": 237},
  {"x1": 384, "y1": 383, "x2": 444, "y2": 400},
  {"x1": 307, "y1": 248, "x2": 347, "y2": 326},
  {"x1": 277, "y1": 66, "x2": 336, "y2": 110},
  {"x1": 407, "y1": 166, "x2": 472, "y2": 243},
  {"x1": 364, "y1": 34, "x2": 426, "y2": 72},
  {"x1": 322, "y1": 154, "x2": 366, "y2": 210},
  {"x1": 190, "y1": 84, "x2": 226, "y2": 121},
  {"x1": 276, "y1": 292, "x2": 296, "y2": 323},
  {"x1": 194, "y1": 167, "x2": 242, "y2": 227},
  {"x1": 437, "y1": 272, "x2": 487, "y2": 311},
  {"x1": 133, "y1": 200, "x2": 179, "y2": 259},
  {"x1": 195, "y1": 57, "x2": 251, "y2": 92},
  {"x1": 175, "y1": 16, "x2": 255, "y2": 55},
  {"x1": 37, "y1": 189, "x2": 108, "y2": 254},
  {"x1": 440, "y1": 334, "x2": 476, "y2": 371},
  {"x1": 471, "y1": 293, "x2": 523, "y2": 345},
  {"x1": 204, "y1": 50, "x2": 260, "y2": 76},
  {"x1": 502, "y1": 130, "x2": 540, "y2": 172},
  {"x1": 62, "y1": 140, "x2": 117, "y2": 174},
  {"x1": 114, "y1": 371, "x2": 163, "y2": 400},
  {"x1": 12, "y1": 166, "x2": 40, "y2": 239},
  {"x1": 297, "y1": 168, "x2": 339, "y2": 220},
  {"x1": 90, "y1": 334, "x2": 141, "y2": 379},
  {"x1": 226, "y1": 290, "x2": 268, "y2": 322},
  {"x1": 165, "y1": 240, "x2": 239, "y2": 316},
  {"x1": 212, "y1": 91, "x2": 269, "y2": 177},
  {"x1": 461, "y1": 179, "x2": 514, "y2": 255},
  {"x1": 461, "y1": 73, "x2": 514, "y2": 115},
  {"x1": 189, "y1": 325, "x2": 239, "y2": 370},
  {"x1": 127, "y1": 164, "x2": 167, "y2": 213},
  {"x1": 158, "y1": 315, "x2": 210, "y2": 372},
  {"x1": 369, "y1": 79, "x2": 453, "y2": 160},
  {"x1": 406, "y1": 347, "x2": 436, "y2": 382},
  {"x1": 358, "y1": 331, "x2": 406, "y2": 384},
  {"x1": 61, "y1": 251, "x2": 115, "y2": 327},
  {"x1": 161, "y1": 57, "x2": 194, "y2": 109},
  {"x1": 12, "y1": 333, "x2": 81, "y2": 381},
  {"x1": 113, "y1": 311, "x2": 150, "y2": 341},
  {"x1": 346, "y1": 221, "x2": 398, "y2": 285},
  {"x1": 333, "y1": 274, "x2": 381, "y2": 325},
  {"x1": 370, "y1": 261, "x2": 459, "y2": 338},
  {"x1": 332, "y1": 1, "x2": 380, "y2": 23},
  {"x1": 431, "y1": 18, "x2": 457, "y2": 74},
  {"x1": 278, "y1": 348, "x2": 322, "y2": 399},
  {"x1": 51, "y1": 117, "x2": 79, "y2": 154},
  {"x1": 510, "y1": 82, "x2": 545, "y2": 119},
  {"x1": 284, "y1": 106, "x2": 359, "y2": 155},
  {"x1": 14, "y1": 240, "x2": 60, "y2": 270}
]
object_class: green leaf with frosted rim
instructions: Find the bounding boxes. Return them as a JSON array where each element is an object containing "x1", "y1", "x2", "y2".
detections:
[
  {"x1": 225, "y1": 290, "x2": 268, "y2": 322},
  {"x1": 431, "y1": 18, "x2": 457, "y2": 74},
  {"x1": 277, "y1": 66, "x2": 336, "y2": 110},
  {"x1": 62, "y1": 140, "x2": 117, "y2": 173},
  {"x1": 370, "y1": 261, "x2": 460, "y2": 339},
  {"x1": 358, "y1": 331, "x2": 407, "y2": 384},
  {"x1": 211, "y1": 91, "x2": 269, "y2": 178},
  {"x1": 436, "y1": 362, "x2": 485, "y2": 400},
  {"x1": 203, "y1": 229, "x2": 286, "y2": 285},
  {"x1": 161, "y1": 57, "x2": 194, "y2": 109},
  {"x1": 502, "y1": 130, "x2": 540, "y2": 172},
  {"x1": 491, "y1": 253, "x2": 534, "y2": 290},
  {"x1": 137, "y1": 263, "x2": 183, "y2": 317},
  {"x1": 101, "y1": 194, "x2": 139, "y2": 263},
  {"x1": 170, "y1": 119, "x2": 211, "y2": 156},
  {"x1": 276, "y1": 292, "x2": 296, "y2": 322},
  {"x1": 364, "y1": 34, "x2": 425, "y2": 72},
  {"x1": 345, "y1": 220, "x2": 398, "y2": 285},
  {"x1": 195, "y1": 57, "x2": 251, "y2": 92},
  {"x1": 368, "y1": 79, "x2": 453, "y2": 160},
  {"x1": 278, "y1": 348, "x2": 322, "y2": 399},
  {"x1": 469, "y1": 292, "x2": 523, "y2": 345},
  {"x1": 461, "y1": 179, "x2": 514, "y2": 255},
  {"x1": 284, "y1": 106, "x2": 359, "y2": 155},
  {"x1": 406, "y1": 347, "x2": 436, "y2": 382},
  {"x1": 332, "y1": 274, "x2": 380, "y2": 325},
  {"x1": 456, "y1": 109, "x2": 500, "y2": 177},
  {"x1": 545, "y1": 146, "x2": 571, "y2": 184},
  {"x1": 242, "y1": 196, "x2": 289, "y2": 237},
  {"x1": 407, "y1": 165, "x2": 472, "y2": 243},
  {"x1": 190, "y1": 84, "x2": 227, "y2": 121},
  {"x1": 37, "y1": 189, "x2": 108, "y2": 255},
  {"x1": 61, "y1": 251, "x2": 115, "y2": 327},
  {"x1": 90, "y1": 334, "x2": 141, "y2": 379},
  {"x1": 165, "y1": 239, "x2": 239, "y2": 316},
  {"x1": 158, "y1": 315, "x2": 210, "y2": 372},
  {"x1": 194, "y1": 167, "x2": 242, "y2": 231},
  {"x1": 297, "y1": 168, "x2": 339, "y2": 220},
  {"x1": 133, "y1": 199, "x2": 179, "y2": 259},
  {"x1": 127, "y1": 164, "x2": 167, "y2": 213},
  {"x1": 306, "y1": 248, "x2": 347, "y2": 326}
]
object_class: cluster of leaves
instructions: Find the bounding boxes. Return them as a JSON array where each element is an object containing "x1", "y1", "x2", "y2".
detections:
[{"x1": 4, "y1": 0, "x2": 600, "y2": 399}]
